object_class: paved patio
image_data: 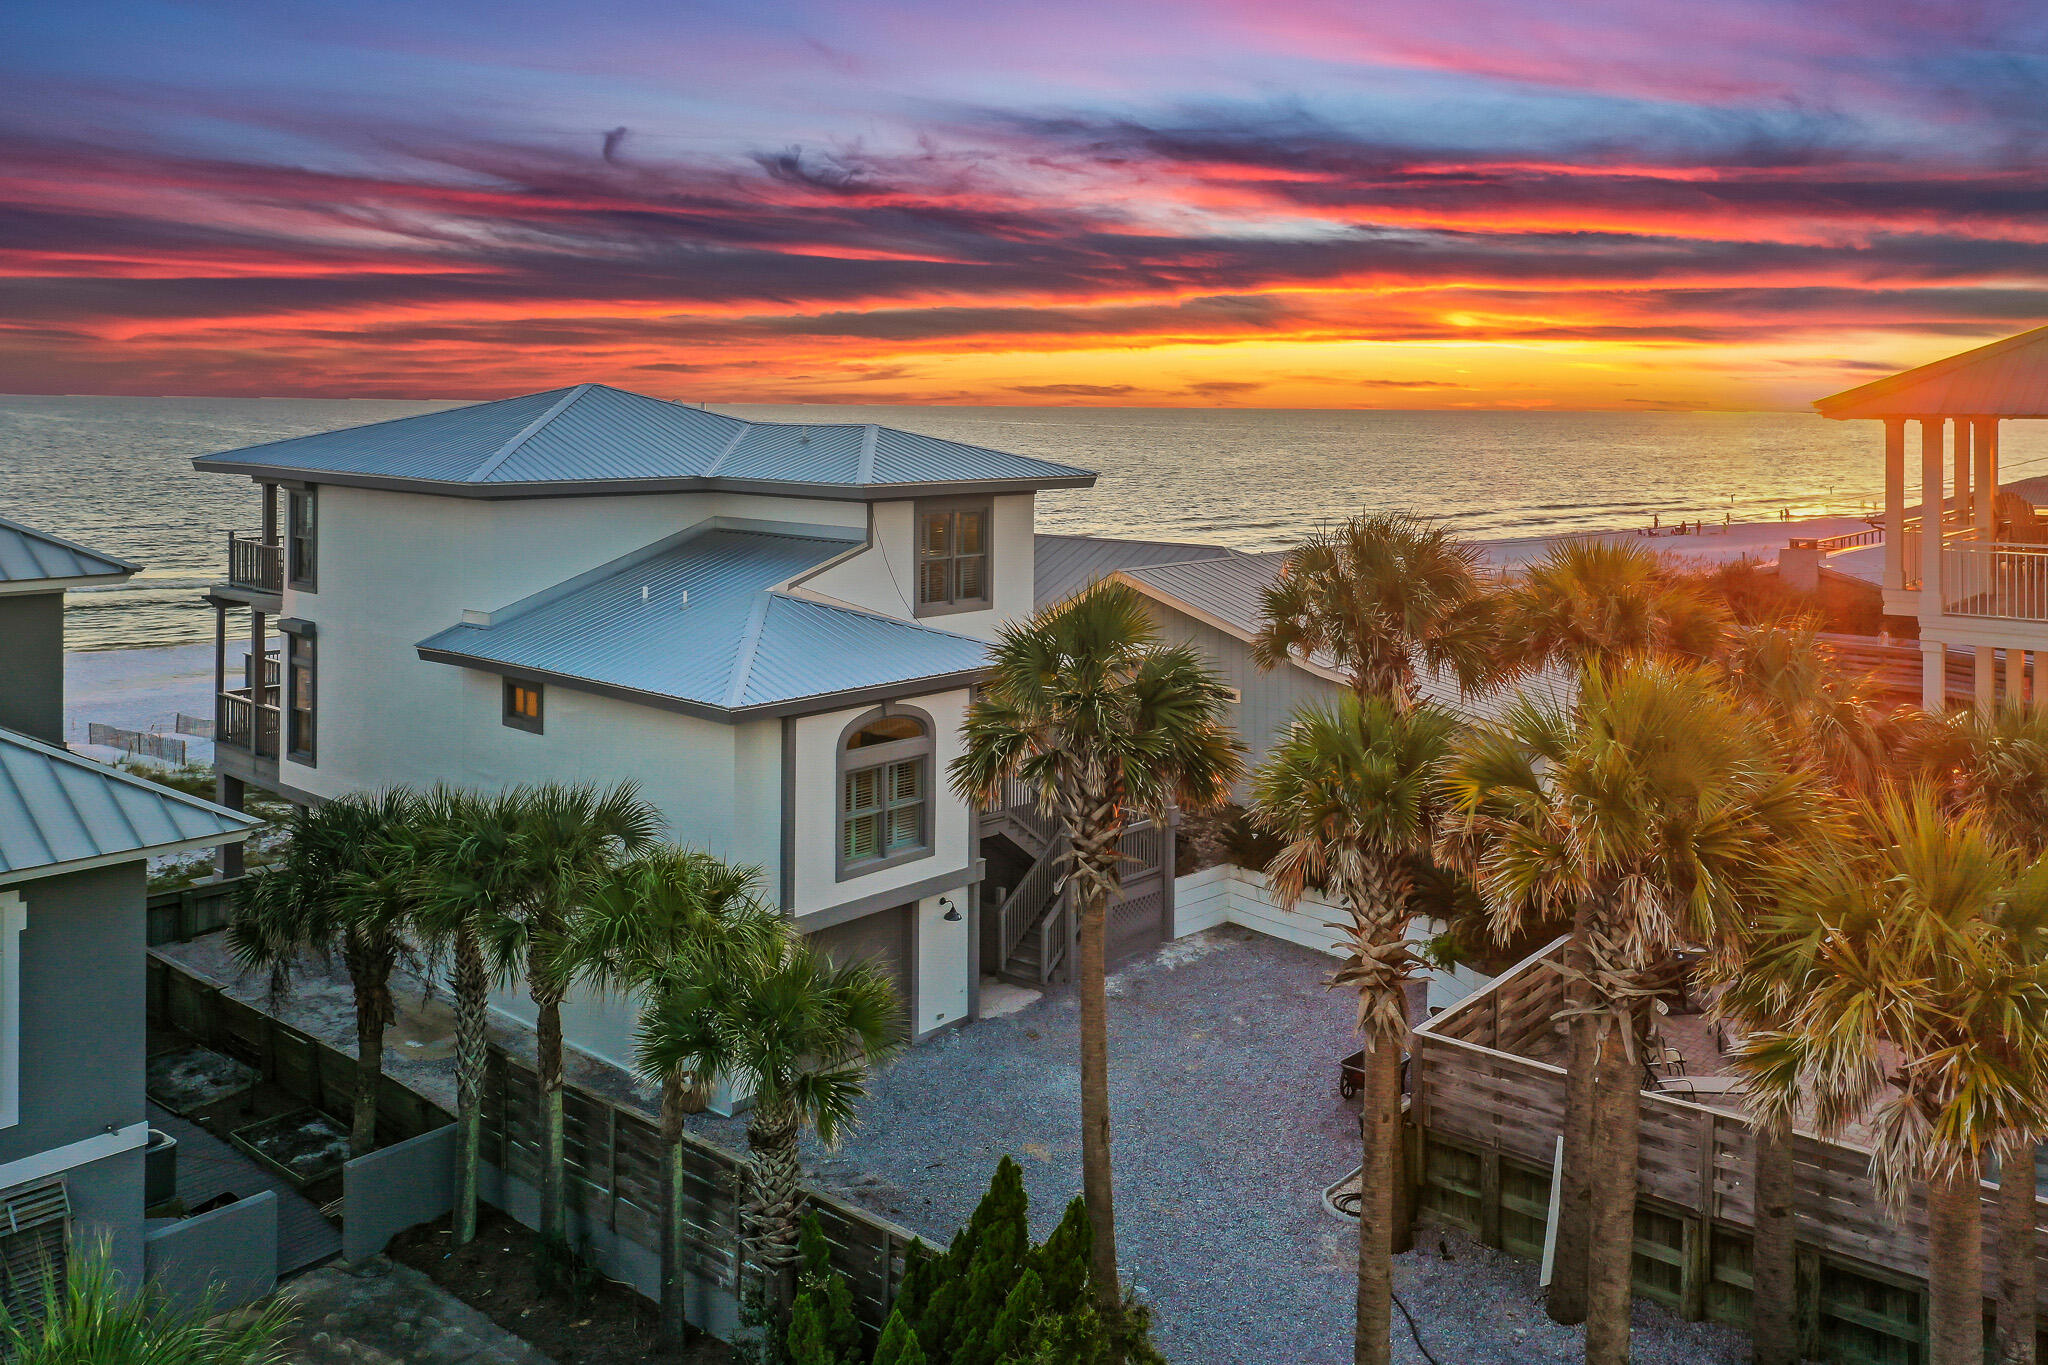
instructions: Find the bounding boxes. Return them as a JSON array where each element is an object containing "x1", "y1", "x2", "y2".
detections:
[
  {"x1": 281, "y1": 1258, "x2": 555, "y2": 1365},
  {"x1": 702, "y1": 927, "x2": 1747, "y2": 1365}
]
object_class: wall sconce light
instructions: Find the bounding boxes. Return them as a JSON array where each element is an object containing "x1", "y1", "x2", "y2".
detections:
[{"x1": 940, "y1": 897, "x2": 962, "y2": 923}]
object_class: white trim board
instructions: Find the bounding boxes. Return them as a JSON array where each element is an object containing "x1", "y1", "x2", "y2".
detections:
[{"x1": 0, "y1": 1122, "x2": 147, "y2": 1192}]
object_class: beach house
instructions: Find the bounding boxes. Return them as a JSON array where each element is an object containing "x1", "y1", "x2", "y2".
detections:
[
  {"x1": 193, "y1": 384, "x2": 1193, "y2": 1062},
  {"x1": 0, "y1": 518, "x2": 257, "y2": 1308},
  {"x1": 1816, "y1": 324, "x2": 2048, "y2": 708}
]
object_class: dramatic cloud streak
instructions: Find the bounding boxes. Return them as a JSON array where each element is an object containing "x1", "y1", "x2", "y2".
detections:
[{"x1": 3, "y1": 0, "x2": 2045, "y2": 406}]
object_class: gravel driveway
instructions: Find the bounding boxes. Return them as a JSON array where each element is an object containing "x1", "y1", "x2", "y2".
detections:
[{"x1": 703, "y1": 926, "x2": 1747, "y2": 1365}]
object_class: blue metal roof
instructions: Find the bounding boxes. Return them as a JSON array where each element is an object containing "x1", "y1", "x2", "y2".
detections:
[
  {"x1": 193, "y1": 384, "x2": 1096, "y2": 499},
  {"x1": 416, "y1": 526, "x2": 991, "y2": 717},
  {"x1": 0, "y1": 515, "x2": 139, "y2": 589},
  {"x1": 0, "y1": 729, "x2": 257, "y2": 884}
]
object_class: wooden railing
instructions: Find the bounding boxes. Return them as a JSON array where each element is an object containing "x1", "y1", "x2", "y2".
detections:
[
  {"x1": 1789, "y1": 526, "x2": 1883, "y2": 553},
  {"x1": 225, "y1": 531, "x2": 282, "y2": 594},
  {"x1": 1943, "y1": 541, "x2": 2048, "y2": 623},
  {"x1": 1409, "y1": 939, "x2": 2048, "y2": 1353},
  {"x1": 216, "y1": 689, "x2": 279, "y2": 757},
  {"x1": 998, "y1": 838, "x2": 1067, "y2": 972},
  {"x1": 146, "y1": 876, "x2": 245, "y2": 946}
]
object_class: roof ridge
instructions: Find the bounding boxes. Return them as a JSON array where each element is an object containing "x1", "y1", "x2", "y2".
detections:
[
  {"x1": 465, "y1": 384, "x2": 591, "y2": 482},
  {"x1": 702, "y1": 416, "x2": 751, "y2": 476},
  {"x1": 721, "y1": 591, "x2": 779, "y2": 709},
  {"x1": 857, "y1": 425, "x2": 880, "y2": 484},
  {"x1": 0, "y1": 726, "x2": 256, "y2": 826}
]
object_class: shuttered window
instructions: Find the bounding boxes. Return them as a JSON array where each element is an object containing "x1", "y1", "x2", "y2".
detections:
[
  {"x1": 0, "y1": 1181, "x2": 68, "y2": 1329},
  {"x1": 837, "y1": 710, "x2": 935, "y2": 878},
  {"x1": 914, "y1": 499, "x2": 992, "y2": 615}
]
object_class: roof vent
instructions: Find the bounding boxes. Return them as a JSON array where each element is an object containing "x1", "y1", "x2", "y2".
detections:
[{"x1": 461, "y1": 609, "x2": 492, "y2": 627}]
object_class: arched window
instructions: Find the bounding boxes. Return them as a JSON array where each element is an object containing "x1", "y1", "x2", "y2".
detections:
[{"x1": 837, "y1": 707, "x2": 934, "y2": 878}]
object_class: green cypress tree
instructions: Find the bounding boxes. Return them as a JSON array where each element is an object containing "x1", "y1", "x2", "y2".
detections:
[
  {"x1": 945, "y1": 1159, "x2": 1032, "y2": 1363},
  {"x1": 986, "y1": 1266, "x2": 1044, "y2": 1362},
  {"x1": 822, "y1": 1269, "x2": 861, "y2": 1364},
  {"x1": 894, "y1": 1239, "x2": 937, "y2": 1328},
  {"x1": 873, "y1": 1307, "x2": 926, "y2": 1365},
  {"x1": 784, "y1": 1291, "x2": 836, "y2": 1365},
  {"x1": 1028, "y1": 1197, "x2": 1092, "y2": 1319},
  {"x1": 799, "y1": 1213, "x2": 833, "y2": 1278}
]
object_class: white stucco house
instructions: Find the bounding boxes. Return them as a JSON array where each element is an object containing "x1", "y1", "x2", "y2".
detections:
[{"x1": 193, "y1": 383, "x2": 1127, "y2": 1066}]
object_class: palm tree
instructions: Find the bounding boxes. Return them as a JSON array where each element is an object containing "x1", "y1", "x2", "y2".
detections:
[
  {"x1": 1731, "y1": 792, "x2": 2048, "y2": 1365},
  {"x1": 1251, "y1": 509, "x2": 1506, "y2": 707},
  {"x1": 1502, "y1": 537, "x2": 1727, "y2": 673},
  {"x1": 482, "y1": 783, "x2": 661, "y2": 1242},
  {"x1": 1252, "y1": 695, "x2": 1457, "y2": 1365},
  {"x1": 951, "y1": 582, "x2": 1242, "y2": 1334},
  {"x1": 558, "y1": 848, "x2": 785, "y2": 1342},
  {"x1": 1905, "y1": 700, "x2": 2048, "y2": 1364},
  {"x1": 1715, "y1": 621, "x2": 1891, "y2": 1365},
  {"x1": 1490, "y1": 535, "x2": 1729, "y2": 1326},
  {"x1": 0, "y1": 1243, "x2": 294, "y2": 1364},
  {"x1": 229, "y1": 788, "x2": 423, "y2": 1156},
  {"x1": 636, "y1": 936, "x2": 903, "y2": 1311},
  {"x1": 1438, "y1": 661, "x2": 1821, "y2": 1365},
  {"x1": 409, "y1": 785, "x2": 523, "y2": 1246}
]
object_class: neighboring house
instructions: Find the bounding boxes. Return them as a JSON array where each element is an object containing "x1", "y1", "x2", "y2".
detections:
[
  {"x1": 191, "y1": 383, "x2": 1165, "y2": 1062},
  {"x1": 0, "y1": 517, "x2": 255, "y2": 1309},
  {"x1": 1817, "y1": 324, "x2": 2048, "y2": 708},
  {"x1": 0, "y1": 515, "x2": 138, "y2": 744}
]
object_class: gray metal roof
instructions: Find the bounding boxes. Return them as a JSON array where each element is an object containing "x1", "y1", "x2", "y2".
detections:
[
  {"x1": 1033, "y1": 533, "x2": 1240, "y2": 608},
  {"x1": 0, "y1": 729, "x2": 256, "y2": 884},
  {"x1": 193, "y1": 384, "x2": 1098, "y2": 500},
  {"x1": 416, "y1": 526, "x2": 993, "y2": 718},
  {"x1": 1116, "y1": 551, "x2": 1575, "y2": 720},
  {"x1": 0, "y1": 515, "x2": 138, "y2": 591}
]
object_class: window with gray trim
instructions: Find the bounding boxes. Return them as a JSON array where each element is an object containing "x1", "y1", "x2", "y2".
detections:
[
  {"x1": 914, "y1": 498, "x2": 991, "y2": 615},
  {"x1": 285, "y1": 631, "x2": 316, "y2": 764},
  {"x1": 838, "y1": 710, "x2": 933, "y2": 877},
  {"x1": 503, "y1": 679, "x2": 543, "y2": 733},
  {"x1": 287, "y1": 487, "x2": 317, "y2": 590}
]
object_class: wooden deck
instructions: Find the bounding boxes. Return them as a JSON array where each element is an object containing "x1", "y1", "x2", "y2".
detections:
[{"x1": 148, "y1": 1103, "x2": 341, "y2": 1276}]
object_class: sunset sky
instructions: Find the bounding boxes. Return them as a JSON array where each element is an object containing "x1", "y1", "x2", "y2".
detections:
[{"x1": 6, "y1": 0, "x2": 2047, "y2": 408}]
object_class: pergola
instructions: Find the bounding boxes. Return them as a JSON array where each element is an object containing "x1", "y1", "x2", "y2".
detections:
[{"x1": 1817, "y1": 323, "x2": 2048, "y2": 707}]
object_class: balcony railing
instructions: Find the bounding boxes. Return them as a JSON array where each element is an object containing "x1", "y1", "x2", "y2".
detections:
[
  {"x1": 1942, "y1": 542, "x2": 2048, "y2": 623},
  {"x1": 216, "y1": 688, "x2": 280, "y2": 758},
  {"x1": 243, "y1": 649, "x2": 280, "y2": 691},
  {"x1": 1790, "y1": 526, "x2": 1884, "y2": 553},
  {"x1": 225, "y1": 530, "x2": 282, "y2": 594},
  {"x1": 1898, "y1": 520, "x2": 1982, "y2": 591}
]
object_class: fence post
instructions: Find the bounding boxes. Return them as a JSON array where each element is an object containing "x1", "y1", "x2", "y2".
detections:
[
  {"x1": 1795, "y1": 1246, "x2": 1822, "y2": 1359},
  {"x1": 1680, "y1": 1217, "x2": 1708, "y2": 1320},
  {"x1": 1478, "y1": 1149, "x2": 1503, "y2": 1249}
]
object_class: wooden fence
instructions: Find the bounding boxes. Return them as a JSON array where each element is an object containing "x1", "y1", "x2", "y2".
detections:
[
  {"x1": 146, "y1": 954, "x2": 919, "y2": 1329},
  {"x1": 1410, "y1": 938, "x2": 2048, "y2": 1363},
  {"x1": 146, "y1": 878, "x2": 243, "y2": 947}
]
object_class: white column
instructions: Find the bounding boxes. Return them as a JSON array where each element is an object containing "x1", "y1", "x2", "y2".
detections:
[
  {"x1": 1977, "y1": 646, "x2": 1997, "y2": 709},
  {"x1": 1956, "y1": 419, "x2": 1972, "y2": 528},
  {"x1": 1921, "y1": 418, "x2": 1945, "y2": 608},
  {"x1": 1974, "y1": 419, "x2": 1995, "y2": 536},
  {"x1": 1883, "y1": 417, "x2": 1906, "y2": 591},
  {"x1": 2005, "y1": 648, "x2": 2026, "y2": 703},
  {"x1": 1923, "y1": 640, "x2": 1948, "y2": 712}
]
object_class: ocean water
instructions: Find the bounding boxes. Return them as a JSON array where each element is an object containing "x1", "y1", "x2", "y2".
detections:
[{"x1": 7, "y1": 394, "x2": 2042, "y2": 651}]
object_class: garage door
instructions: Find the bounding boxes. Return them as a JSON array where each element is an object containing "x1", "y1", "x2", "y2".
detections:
[{"x1": 806, "y1": 904, "x2": 913, "y2": 1007}]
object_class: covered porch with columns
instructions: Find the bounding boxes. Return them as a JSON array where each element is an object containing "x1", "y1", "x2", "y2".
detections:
[{"x1": 1817, "y1": 323, "x2": 2048, "y2": 711}]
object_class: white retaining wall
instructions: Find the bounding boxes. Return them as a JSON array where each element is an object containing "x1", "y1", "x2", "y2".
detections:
[{"x1": 1172, "y1": 864, "x2": 1492, "y2": 1014}]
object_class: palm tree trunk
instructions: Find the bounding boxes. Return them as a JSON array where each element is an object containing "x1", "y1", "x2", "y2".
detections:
[
  {"x1": 1548, "y1": 898, "x2": 1598, "y2": 1326},
  {"x1": 1927, "y1": 1165, "x2": 1986, "y2": 1365},
  {"x1": 1998, "y1": 1135, "x2": 2037, "y2": 1365},
  {"x1": 347, "y1": 966, "x2": 389, "y2": 1158},
  {"x1": 1355, "y1": 1030, "x2": 1402, "y2": 1365},
  {"x1": 1075, "y1": 879, "x2": 1122, "y2": 1336},
  {"x1": 1584, "y1": 1014, "x2": 1641, "y2": 1365},
  {"x1": 1750, "y1": 1111, "x2": 1798, "y2": 1365},
  {"x1": 535, "y1": 982, "x2": 567, "y2": 1242},
  {"x1": 744, "y1": 1112, "x2": 805, "y2": 1317},
  {"x1": 659, "y1": 1076, "x2": 691, "y2": 1345},
  {"x1": 451, "y1": 928, "x2": 489, "y2": 1246}
]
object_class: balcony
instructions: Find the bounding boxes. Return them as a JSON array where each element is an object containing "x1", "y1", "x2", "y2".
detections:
[
  {"x1": 216, "y1": 686, "x2": 279, "y2": 758},
  {"x1": 1941, "y1": 541, "x2": 2048, "y2": 623},
  {"x1": 225, "y1": 530, "x2": 282, "y2": 595}
]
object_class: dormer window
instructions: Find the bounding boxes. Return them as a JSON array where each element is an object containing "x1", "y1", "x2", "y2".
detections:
[
  {"x1": 838, "y1": 709, "x2": 933, "y2": 878},
  {"x1": 914, "y1": 498, "x2": 992, "y2": 616}
]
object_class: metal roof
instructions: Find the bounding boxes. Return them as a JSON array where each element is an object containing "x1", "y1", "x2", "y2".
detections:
[
  {"x1": 193, "y1": 384, "x2": 1097, "y2": 500},
  {"x1": 1033, "y1": 533, "x2": 1241, "y2": 608},
  {"x1": 416, "y1": 526, "x2": 992, "y2": 718},
  {"x1": 0, "y1": 729, "x2": 256, "y2": 885},
  {"x1": 1816, "y1": 324, "x2": 2048, "y2": 419},
  {"x1": 1114, "y1": 552, "x2": 1575, "y2": 720},
  {"x1": 0, "y1": 515, "x2": 138, "y2": 592}
]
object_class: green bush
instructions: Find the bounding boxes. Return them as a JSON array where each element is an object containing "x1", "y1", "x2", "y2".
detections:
[{"x1": 790, "y1": 1157, "x2": 1169, "y2": 1365}]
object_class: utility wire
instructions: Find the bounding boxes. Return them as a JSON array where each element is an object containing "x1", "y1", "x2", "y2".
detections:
[{"x1": 1391, "y1": 1288, "x2": 1446, "y2": 1365}]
